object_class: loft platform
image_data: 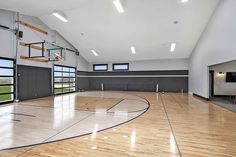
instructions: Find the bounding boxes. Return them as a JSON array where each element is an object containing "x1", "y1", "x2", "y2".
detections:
[{"x1": 20, "y1": 56, "x2": 49, "y2": 63}]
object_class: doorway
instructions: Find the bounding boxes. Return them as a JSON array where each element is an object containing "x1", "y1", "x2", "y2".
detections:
[{"x1": 209, "y1": 70, "x2": 214, "y2": 99}]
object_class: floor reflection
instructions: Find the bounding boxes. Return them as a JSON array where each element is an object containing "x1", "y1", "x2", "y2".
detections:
[{"x1": 0, "y1": 91, "x2": 148, "y2": 150}]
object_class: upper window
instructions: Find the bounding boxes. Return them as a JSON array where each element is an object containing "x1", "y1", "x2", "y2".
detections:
[
  {"x1": 0, "y1": 58, "x2": 15, "y2": 104},
  {"x1": 113, "y1": 63, "x2": 129, "y2": 71},
  {"x1": 93, "y1": 64, "x2": 108, "y2": 71}
]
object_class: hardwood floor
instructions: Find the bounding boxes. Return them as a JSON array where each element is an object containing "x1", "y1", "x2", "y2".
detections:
[
  {"x1": 1, "y1": 92, "x2": 236, "y2": 157},
  {"x1": 21, "y1": 96, "x2": 122, "y2": 111}
]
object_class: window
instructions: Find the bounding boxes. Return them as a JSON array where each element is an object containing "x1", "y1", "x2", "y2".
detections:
[
  {"x1": 113, "y1": 63, "x2": 129, "y2": 71},
  {"x1": 53, "y1": 65, "x2": 76, "y2": 95},
  {"x1": 93, "y1": 64, "x2": 108, "y2": 71},
  {"x1": 0, "y1": 58, "x2": 15, "y2": 104}
]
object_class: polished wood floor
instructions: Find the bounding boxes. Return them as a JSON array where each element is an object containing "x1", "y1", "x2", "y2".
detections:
[
  {"x1": 1, "y1": 92, "x2": 236, "y2": 157},
  {"x1": 22, "y1": 96, "x2": 122, "y2": 111}
]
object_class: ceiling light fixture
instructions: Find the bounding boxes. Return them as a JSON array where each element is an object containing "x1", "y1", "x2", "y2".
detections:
[
  {"x1": 131, "y1": 46, "x2": 136, "y2": 54},
  {"x1": 181, "y1": 0, "x2": 189, "y2": 3},
  {"x1": 113, "y1": 0, "x2": 124, "y2": 13},
  {"x1": 52, "y1": 10, "x2": 68, "y2": 22},
  {"x1": 91, "y1": 49, "x2": 99, "y2": 56},
  {"x1": 170, "y1": 43, "x2": 176, "y2": 52}
]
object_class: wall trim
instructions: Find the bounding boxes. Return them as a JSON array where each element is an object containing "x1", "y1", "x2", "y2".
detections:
[
  {"x1": 17, "y1": 64, "x2": 52, "y2": 69},
  {"x1": 77, "y1": 75, "x2": 188, "y2": 78},
  {"x1": 213, "y1": 95, "x2": 235, "y2": 97},
  {"x1": 78, "y1": 70, "x2": 188, "y2": 73},
  {"x1": 193, "y1": 93, "x2": 210, "y2": 101}
]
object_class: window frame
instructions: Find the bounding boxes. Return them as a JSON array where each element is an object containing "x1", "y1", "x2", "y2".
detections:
[
  {"x1": 112, "y1": 63, "x2": 129, "y2": 71},
  {"x1": 0, "y1": 57, "x2": 16, "y2": 104},
  {"x1": 53, "y1": 64, "x2": 76, "y2": 95},
  {"x1": 93, "y1": 64, "x2": 108, "y2": 71}
]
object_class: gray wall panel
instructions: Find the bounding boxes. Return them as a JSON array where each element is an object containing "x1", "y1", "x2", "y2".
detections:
[
  {"x1": 77, "y1": 77, "x2": 89, "y2": 91},
  {"x1": 88, "y1": 77, "x2": 188, "y2": 92},
  {"x1": 77, "y1": 70, "x2": 188, "y2": 92},
  {"x1": 36, "y1": 68, "x2": 52, "y2": 98},
  {"x1": 18, "y1": 65, "x2": 52, "y2": 100}
]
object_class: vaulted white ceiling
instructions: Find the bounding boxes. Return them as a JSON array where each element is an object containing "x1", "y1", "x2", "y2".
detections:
[{"x1": 0, "y1": 0, "x2": 219, "y2": 62}]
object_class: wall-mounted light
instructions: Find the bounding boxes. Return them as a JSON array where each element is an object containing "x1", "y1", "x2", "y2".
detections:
[
  {"x1": 53, "y1": 10, "x2": 68, "y2": 22},
  {"x1": 217, "y1": 72, "x2": 225, "y2": 77}
]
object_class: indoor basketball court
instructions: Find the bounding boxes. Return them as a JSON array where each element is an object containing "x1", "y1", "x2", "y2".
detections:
[{"x1": 0, "y1": 0, "x2": 236, "y2": 157}]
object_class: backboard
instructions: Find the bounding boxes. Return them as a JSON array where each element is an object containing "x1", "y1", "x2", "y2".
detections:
[
  {"x1": 46, "y1": 42, "x2": 65, "y2": 61},
  {"x1": 21, "y1": 41, "x2": 65, "y2": 62}
]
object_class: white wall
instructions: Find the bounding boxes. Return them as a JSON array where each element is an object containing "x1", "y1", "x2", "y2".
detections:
[
  {"x1": 0, "y1": 9, "x2": 16, "y2": 58},
  {"x1": 189, "y1": 0, "x2": 236, "y2": 98},
  {"x1": 0, "y1": 9, "x2": 89, "y2": 70},
  {"x1": 89, "y1": 58, "x2": 189, "y2": 71},
  {"x1": 210, "y1": 61, "x2": 236, "y2": 95},
  {"x1": 54, "y1": 32, "x2": 90, "y2": 70},
  {"x1": 17, "y1": 14, "x2": 54, "y2": 68},
  {"x1": 17, "y1": 14, "x2": 79, "y2": 68},
  {"x1": 77, "y1": 56, "x2": 89, "y2": 71}
]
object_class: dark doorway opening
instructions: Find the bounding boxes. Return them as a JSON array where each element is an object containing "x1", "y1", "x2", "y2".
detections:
[{"x1": 209, "y1": 70, "x2": 214, "y2": 99}]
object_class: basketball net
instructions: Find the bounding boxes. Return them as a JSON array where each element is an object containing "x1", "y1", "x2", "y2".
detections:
[{"x1": 54, "y1": 53, "x2": 64, "y2": 61}]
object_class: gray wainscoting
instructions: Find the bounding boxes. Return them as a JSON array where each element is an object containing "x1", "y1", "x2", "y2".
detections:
[{"x1": 77, "y1": 70, "x2": 188, "y2": 92}]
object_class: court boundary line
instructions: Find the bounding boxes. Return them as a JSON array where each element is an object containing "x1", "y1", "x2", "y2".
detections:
[
  {"x1": 160, "y1": 94, "x2": 183, "y2": 157},
  {"x1": 16, "y1": 96, "x2": 149, "y2": 114}
]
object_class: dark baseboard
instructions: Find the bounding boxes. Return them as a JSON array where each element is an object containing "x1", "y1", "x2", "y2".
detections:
[
  {"x1": 0, "y1": 100, "x2": 14, "y2": 105},
  {"x1": 193, "y1": 93, "x2": 210, "y2": 101},
  {"x1": 213, "y1": 95, "x2": 235, "y2": 98}
]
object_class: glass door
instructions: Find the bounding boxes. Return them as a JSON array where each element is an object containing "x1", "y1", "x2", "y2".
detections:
[
  {"x1": 53, "y1": 65, "x2": 76, "y2": 95},
  {"x1": 0, "y1": 57, "x2": 15, "y2": 104}
]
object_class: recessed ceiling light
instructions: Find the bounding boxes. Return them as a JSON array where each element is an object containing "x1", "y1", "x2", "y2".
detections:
[
  {"x1": 52, "y1": 10, "x2": 68, "y2": 22},
  {"x1": 91, "y1": 49, "x2": 99, "y2": 56},
  {"x1": 113, "y1": 0, "x2": 124, "y2": 13},
  {"x1": 131, "y1": 46, "x2": 136, "y2": 54},
  {"x1": 181, "y1": 0, "x2": 189, "y2": 3},
  {"x1": 170, "y1": 43, "x2": 176, "y2": 52}
]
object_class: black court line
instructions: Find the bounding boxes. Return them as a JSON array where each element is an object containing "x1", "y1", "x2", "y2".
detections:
[
  {"x1": 1, "y1": 117, "x2": 21, "y2": 122},
  {"x1": 106, "y1": 98, "x2": 125, "y2": 111},
  {"x1": 160, "y1": 94, "x2": 183, "y2": 157},
  {"x1": 11, "y1": 119, "x2": 21, "y2": 122},
  {"x1": 10, "y1": 113, "x2": 36, "y2": 117},
  {"x1": 17, "y1": 103, "x2": 149, "y2": 114},
  {"x1": 1, "y1": 96, "x2": 150, "y2": 154},
  {"x1": 107, "y1": 107, "x2": 149, "y2": 114},
  {"x1": 0, "y1": 113, "x2": 21, "y2": 122},
  {"x1": 16, "y1": 113, "x2": 94, "y2": 157},
  {"x1": 17, "y1": 99, "x2": 124, "y2": 157},
  {"x1": 16, "y1": 107, "x2": 150, "y2": 157}
]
